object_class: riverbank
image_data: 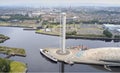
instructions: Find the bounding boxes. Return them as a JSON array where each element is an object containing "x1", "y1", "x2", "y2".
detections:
[
  {"x1": 66, "y1": 35, "x2": 120, "y2": 40},
  {"x1": 2, "y1": 23, "x2": 120, "y2": 41},
  {"x1": 0, "y1": 22, "x2": 37, "y2": 28},
  {"x1": 1, "y1": 25, "x2": 107, "y2": 40},
  {"x1": 36, "y1": 30, "x2": 60, "y2": 36},
  {"x1": 36, "y1": 30, "x2": 120, "y2": 41}
]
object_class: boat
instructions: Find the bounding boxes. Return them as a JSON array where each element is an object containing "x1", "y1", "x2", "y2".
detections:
[
  {"x1": 40, "y1": 49, "x2": 58, "y2": 62},
  {"x1": 64, "y1": 60, "x2": 74, "y2": 65}
]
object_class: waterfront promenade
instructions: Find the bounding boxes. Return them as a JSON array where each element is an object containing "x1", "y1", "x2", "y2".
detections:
[{"x1": 42, "y1": 47, "x2": 120, "y2": 65}]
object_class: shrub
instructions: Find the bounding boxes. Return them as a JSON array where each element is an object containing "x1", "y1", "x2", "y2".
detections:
[
  {"x1": 66, "y1": 31, "x2": 77, "y2": 35},
  {"x1": 114, "y1": 35, "x2": 120, "y2": 38}
]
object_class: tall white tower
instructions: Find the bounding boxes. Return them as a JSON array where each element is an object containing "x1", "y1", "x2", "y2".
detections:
[
  {"x1": 61, "y1": 13, "x2": 66, "y2": 53},
  {"x1": 57, "y1": 13, "x2": 69, "y2": 55}
]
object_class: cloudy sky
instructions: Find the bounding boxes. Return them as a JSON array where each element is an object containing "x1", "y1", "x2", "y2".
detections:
[{"x1": 0, "y1": 0, "x2": 120, "y2": 7}]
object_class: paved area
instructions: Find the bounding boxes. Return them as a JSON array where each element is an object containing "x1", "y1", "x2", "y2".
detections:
[
  {"x1": 56, "y1": 50, "x2": 70, "y2": 55},
  {"x1": 43, "y1": 47, "x2": 120, "y2": 65}
]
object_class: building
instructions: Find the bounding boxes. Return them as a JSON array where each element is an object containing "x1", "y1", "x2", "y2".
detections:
[
  {"x1": 103, "y1": 24, "x2": 120, "y2": 36},
  {"x1": 116, "y1": 29, "x2": 120, "y2": 35},
  {"x1": 0, "y1": 15, "x2": 11, "y2": 19},
  {"x1": 103, "y1": 24, "x2": 120, "y2": 31}
]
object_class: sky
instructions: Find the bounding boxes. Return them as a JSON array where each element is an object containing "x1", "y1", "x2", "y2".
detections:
[{"x1": 1, "y1": 0, "x2": 120, "y2": 7}]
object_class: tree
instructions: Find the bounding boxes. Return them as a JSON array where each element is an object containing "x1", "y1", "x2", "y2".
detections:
[
  {"x1": 0, "y1": 58, "x2": 10, "y2": 72},
  {"x1": 103, "y1": 30, "x2": 113, "y2": 38}
]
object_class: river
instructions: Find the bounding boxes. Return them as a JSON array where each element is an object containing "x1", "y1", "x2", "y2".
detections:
[{"x1": 0, "y1": 27, "x2": 120, "y2": 73}]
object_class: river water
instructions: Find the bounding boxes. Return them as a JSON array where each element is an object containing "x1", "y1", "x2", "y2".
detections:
[{"x1": 0, "y1": 27, "x2": 120, "y2": 73}]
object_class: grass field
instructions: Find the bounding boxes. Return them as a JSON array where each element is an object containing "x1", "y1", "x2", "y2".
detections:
[{"x1": 10, "y1": 61, "x2": 27, "y2": 73}]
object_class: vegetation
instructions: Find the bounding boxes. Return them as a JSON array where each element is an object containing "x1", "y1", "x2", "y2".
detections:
[
  {"x1": 10, "y1": 61, "x2": 27, "y2": 73},
  {"x1": 0, "y1": 58, "x2": 10, "y2": 72},
  {"x1": 0, "y1": 14, "x2": 41, "y2": 22},
  {"x1": 36, "y1": 29, "x2": 106, "y2": 39},
  {"x1": 103, "y1": 30, "x2": 113, "y2": 38},
  {"x1": 0, "y1": 58, "x2": 27, "y2": 73},
  {"x1": 46, "y1": 24, "x2": 53, "y2": 28},
  {"x1": 76, "y1": 34, "x2": 106, "y2": 38},
  {"x1": 36, "y1": 29, "x2": 60, "y2": 36},
  {"x1": 0, "y1": 34, "x2": 9, "y2": 43},
  {"x1": 66, "y1": 31, "x2": 77, "y2": 35},
  {"x1": 114, "y1": 35, "x2": 120, "y2": 38},
  {"x1": 0, "y1": 34, "x2": 8, "y2": 39},
  {"x1": 0, "y1": 34, "x2": 27, "y2": 73},
  {"x1": 0, "y1": 46, "x2": 26, "y2": 57}
]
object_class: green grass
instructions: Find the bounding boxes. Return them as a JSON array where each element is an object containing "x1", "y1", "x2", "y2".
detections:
[
  {"x1": 36, "y1": 29, "x2": 43, "y2": 32},
  {"x1": 10, "y1": 61, "x2": 27, "y2": 73}
]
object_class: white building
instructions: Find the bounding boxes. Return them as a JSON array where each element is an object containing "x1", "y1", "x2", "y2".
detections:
[
  {"x1": 45, "y1": 28, "x2": 51, "y2": 32},
  {"x1": 103, "y1": 24, "x2": 120, "y2": 31}
]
